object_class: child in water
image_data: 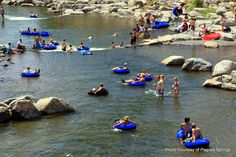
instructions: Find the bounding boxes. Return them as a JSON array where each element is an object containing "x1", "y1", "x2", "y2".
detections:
[
  {"x1": 172, "y1": 77, "x2": 179, "y2": 97},
  {"x1": 111, "y1": 41, "x2": 115, "y2": 48}
]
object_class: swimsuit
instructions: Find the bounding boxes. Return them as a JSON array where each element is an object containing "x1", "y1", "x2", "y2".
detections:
[{"x1": 35, "y1": 41, "x2": 41, "y2": 49}]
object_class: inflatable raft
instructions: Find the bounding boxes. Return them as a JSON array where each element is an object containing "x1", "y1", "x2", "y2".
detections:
[
  {"x1": 88, "y1": 89, "x2": 109, "y2": 96},
  {"x1": 176, "y1": 129, "x2": 210, "y2": 148},
  {"x1": 21, "y1": 71, "x2": 40, "y2": 77},
  {"x1": 153, "y1": 20, "x2": 169, "y2": 29},
  {"x1": 113, "y1": 122, "x2": 137, "y2": 130},
  {"x1": 113, "y1": 68, "x2": 130, "y2": 74},
  {"x1": 128, "y1": 81, "x2": 146, "y2": 87},
  {"x1": 41, "y1": 45, "x2": 57, "y2": 50},
  {"x1": 202, "y1": 33, "x2": 221, "y2": 41}
]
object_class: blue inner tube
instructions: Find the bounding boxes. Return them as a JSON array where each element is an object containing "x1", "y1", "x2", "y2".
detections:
[
  {"x1": 21, "y1": 71, "x2": 40, "y2": 77},
  {"x1": 176, "y1": 130, "x2": 210, "y2": 148},
  {"x1": 114, "y1": 122, "x2": 137, "y2": 130},
  {"x1": 79, "y1": 50, "x2": 92, "y2": 55},
  {"x1": 52, "y1": 41, "x2": 59, "y2": 45},
  {"x1": 113, "y1": 68, "x2": 130, "y2": 74},
  {"x1": 41, "y1": 45, "x2": 57, "y2": 50},
  {"x1": 128, "y1": 81, "x2": 146, "y2": 87},
  {"x1": 153, "y1": 20, "x2": 169, "y2": 29},
  {"x1": 40, "y1": 31, "x2": 51, "y2": 37},
  {"x1": 172, "y1": 7, "x2": 182, "y2": 17},
  {"x1": 137, "y1": 74, "x2": 153, "y2": 81},
  {"x1": 21, "y1": 31, "x2": 40, "y2": 35},
  {"x1": 29, "y1": 15, "x2": 38, "y2": 18},
  {"x1": 77, "y1": 46, "x2": 90, "y2": 51}
]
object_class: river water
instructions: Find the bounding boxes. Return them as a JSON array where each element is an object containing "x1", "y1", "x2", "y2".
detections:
[{"x1": 0, "y1": 5, "x2": 236, "y2": 157}]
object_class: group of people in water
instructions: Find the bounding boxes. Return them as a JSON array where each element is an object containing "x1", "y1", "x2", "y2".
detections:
[{"x1": 180, "y1": 117, "x2": 203, "y2": 143}]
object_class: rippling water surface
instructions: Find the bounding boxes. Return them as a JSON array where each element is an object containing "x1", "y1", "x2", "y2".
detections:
[{"x1": 0, "y1": 5, "x2": 236, "y2": 157}]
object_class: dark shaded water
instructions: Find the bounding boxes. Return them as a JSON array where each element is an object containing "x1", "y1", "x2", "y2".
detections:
[{"x1": 0, "y1": 5, "x2": 236, "y2": 157}]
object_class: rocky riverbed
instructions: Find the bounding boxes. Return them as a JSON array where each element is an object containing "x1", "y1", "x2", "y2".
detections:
[
  {"x1": 161, "y1": 55, "x2": 236, "y2": 91},
  {"x1": 2, "y1": 0, "x2": 236, "y2": 47}
]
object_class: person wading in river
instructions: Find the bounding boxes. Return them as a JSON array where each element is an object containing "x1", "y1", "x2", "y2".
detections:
[{"x1": 0, "y1": 5, "x2": 5, "y2": 20}]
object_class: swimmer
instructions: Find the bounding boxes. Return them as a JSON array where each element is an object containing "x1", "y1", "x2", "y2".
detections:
[
  {"x1": 67, "y1": 45, "x2": 74, "y2": 52},
  {"x1": 62, "y1": 39, "x2": 67, "y2": 51}
]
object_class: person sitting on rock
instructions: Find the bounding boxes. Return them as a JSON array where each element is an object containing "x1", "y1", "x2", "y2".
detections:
[
  {"x1": 220, "y1": 14, "x2": 227, "y2": 31},
  {"x1": 6, "y1": 43, "x2": 17, "y2": 54},
  {"x1": 199, "y1": 23, "x2": 209, "y2": 37},
  {"x1": 16, "y1": 39, "x2": 26, "y2": 51},
  {"x1": 182, "y1": 19, "x2": 188, "y2": 32},
  {"x1": 189, "y1": 19, "x2": 196, "y2": 33},
  {"x1": 176, "y1": 3, "x2": 185, "y2": 16}
]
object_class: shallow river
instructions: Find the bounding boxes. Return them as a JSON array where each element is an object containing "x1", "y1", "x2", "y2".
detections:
[{"x1": 0, "y1": 5, "x2": 235, "y2": 157}]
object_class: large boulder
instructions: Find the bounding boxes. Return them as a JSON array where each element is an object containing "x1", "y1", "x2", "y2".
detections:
[
  {"x1": 212, "y1": 60, "x2": 236, "y2": 77},
  {"x1": 182, "y1": 58, "x2": 213, "y2": 71},
  {"x1": 0, "y1": 107, "x2": 11, "y2": 123},
  {"x1": 202, "y1": 79, "x2": 222, "y2": 88},
  {"x1": 231, "y1": 70, "x2": 236, "y2": 84},
  {"x1": 35, "y1": 97, "x2": 75, "y2": 115},
  {"x1": 10, "y1": 100, "x2": 42, "y2": 120},
  {"x1": 216, "y1": 7, "x2": 227, "y2": 15},
  {"x1": 204, "y1": 41, "x2": 218, "y2": 48},
  {"x1": 160, "y1": 56, "x2": 185, "y2": 66},
  {"x1": 221, "y1": 83, "x2": 236, "y2": 91},
  {"x1": 82, "y1": 6, "x2": 96, "y2": 13}
]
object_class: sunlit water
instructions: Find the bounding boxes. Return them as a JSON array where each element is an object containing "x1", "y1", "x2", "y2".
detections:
[{"x1": 0, "y1": 5, "x2": 236, "y2": 157}]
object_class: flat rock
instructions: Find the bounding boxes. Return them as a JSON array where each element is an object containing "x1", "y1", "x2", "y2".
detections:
[
  {"x1": 204, "y1": 41, "x2": 218, "y2": 48},
  {"x1": 203, "y1": 79, "x2": 222, "y2": 88},
  {"x1": 35, "y1": 97, "x2": 75, "y2": 115},
  {"x1": 182, "y1": 58, "x2": 213, "y2": 71},
  {"x1": 160, "y1": 56, "x2": 185, "y2": 66}
]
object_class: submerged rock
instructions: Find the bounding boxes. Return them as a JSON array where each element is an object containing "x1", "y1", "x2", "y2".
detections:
[
  {"x1": 35, "y1": 97, "x2": 75, "y2": 115},
  {"x1": 182, "y1": 58, "x2": 213, "y2": 71},
  {"x1": 10, "y1": 100, "x2": 42, "y2": 120},
  {"x1": 160, "y1": 56, "x2": 185, "y2": 66},
  {"x1": 204, "y1": 41, "x2": 218, "y2": 48},
  {"x1": 212, "y1": 60, "x2": 236, "y2": 77}
]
